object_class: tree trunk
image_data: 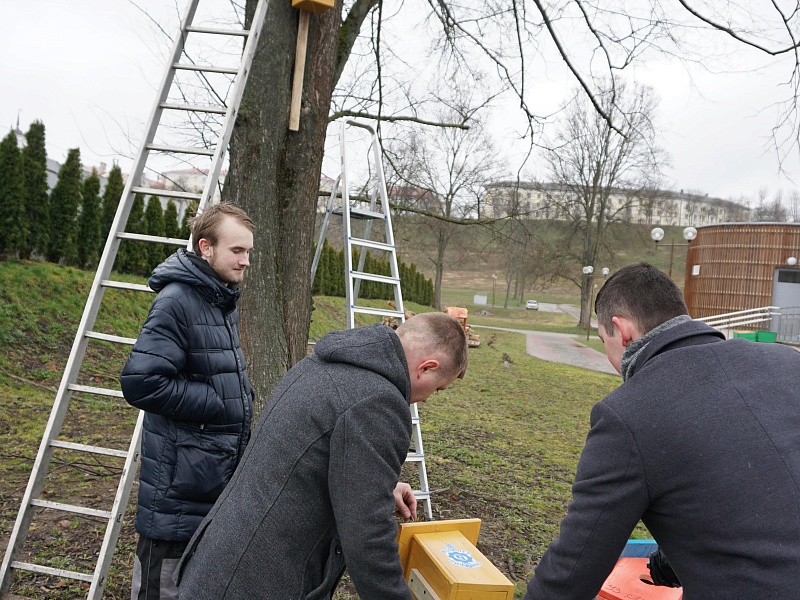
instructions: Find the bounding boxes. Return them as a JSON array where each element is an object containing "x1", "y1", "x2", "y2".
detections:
[
  {"x1": 433, "y1": 229, "x2": 448, "y2": 310},
  {"x1": 230, "y1": 0, "x2": 341, "y2": 412},
  {"x1": 578, "y1": 276, "x2": 593, "y2": 329}
]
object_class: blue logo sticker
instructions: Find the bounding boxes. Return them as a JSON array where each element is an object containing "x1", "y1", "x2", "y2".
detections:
[{"x1": 441, "y1": 543, "x2": 483, "y2": 568}]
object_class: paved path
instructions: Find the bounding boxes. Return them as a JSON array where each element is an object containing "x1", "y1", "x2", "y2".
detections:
[{"x1": 473, "y1": 325, "x2": 619, "y2": 376}]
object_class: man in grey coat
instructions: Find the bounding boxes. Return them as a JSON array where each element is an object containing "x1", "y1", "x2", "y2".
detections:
[
  {"x1": 525, "y1": 262, "x2": 800, "y2": 600},
  {"x1": 175, "y1": 312, "x2": 469, "y2": 599}
]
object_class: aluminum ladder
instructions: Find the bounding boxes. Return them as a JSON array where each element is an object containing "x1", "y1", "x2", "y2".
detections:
[
  {"x1": 0, "y1": 0, "x2": 271, "y2": 596},
  {"x1": 311, "y1": 120, "x2": 434, "y2": 519}
]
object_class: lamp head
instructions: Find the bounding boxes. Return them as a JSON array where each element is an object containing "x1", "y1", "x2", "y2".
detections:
[
  {"x1": 582, "y1": 266, "x2": 594, "y2": 275},
  {"x1": 788, "y1": 256, "x2": 798, "y2": 267},
  {"x1": 683, "y1": 227, "x2": 697, "y2": 241},
  {"x1": 651, "y1": 227, "x2": 665, "y2": 242}
]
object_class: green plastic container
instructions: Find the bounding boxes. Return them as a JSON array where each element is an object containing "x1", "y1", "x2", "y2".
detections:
[
  {"x1": 733, "y1": 331, "x2": 757, "y2": 341},
  {"x1": 756, "y1": 331, "x2": 777, "y2": 343}
]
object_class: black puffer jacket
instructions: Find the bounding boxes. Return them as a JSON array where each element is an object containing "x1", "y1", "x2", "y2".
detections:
[{"x1": 120, "y1": 249, "x2": 253, "y2": 542}]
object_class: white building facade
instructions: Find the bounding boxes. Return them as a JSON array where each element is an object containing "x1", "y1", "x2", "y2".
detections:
[{"x1": 484, "y1": 181, "x2": 751, "y2": 226}]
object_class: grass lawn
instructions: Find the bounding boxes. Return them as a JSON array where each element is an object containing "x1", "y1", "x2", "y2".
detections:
[{"x1": 1, "y1": 260, "x2": 633, "y2": 599}]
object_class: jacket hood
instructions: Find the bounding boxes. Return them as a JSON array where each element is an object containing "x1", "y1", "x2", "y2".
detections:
[
  {"x1": 629, "y1": 319, "x2": 725, "y2": 379},
  {"x1": 149, "y1": 249, "x2": 240, "y2": 311},
  {"x1": 313, "y1": 323, "x2": 411, "y2": 402}
]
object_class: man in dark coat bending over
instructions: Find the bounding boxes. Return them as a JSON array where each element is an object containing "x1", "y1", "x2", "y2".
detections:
[
  {"x1": 525, "y1": 262, "x2": 800, "y2": 600},
  {"x1": 175, "y1": 311, "x2": 469, "y2": 599}
]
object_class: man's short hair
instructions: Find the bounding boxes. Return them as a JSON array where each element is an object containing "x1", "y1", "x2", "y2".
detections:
[
  {"x1": 190, "y1": 202, "x2": 254, "y2": 254},
  {"x1": 396, "y1": 313, "x2": 469, "y2": 379},
  {"x1": 595, "y1": 262, "x2": 688, "y2": 335}
]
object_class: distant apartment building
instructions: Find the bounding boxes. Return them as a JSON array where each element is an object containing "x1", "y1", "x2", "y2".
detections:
[{"x1": 483, "y1": 181, "x2": 751, "y2": 226}]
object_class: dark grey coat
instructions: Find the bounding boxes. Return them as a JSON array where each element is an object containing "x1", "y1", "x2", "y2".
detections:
[
  {"x1": 120, "y1": 250, "x2": 253, "y2": 542},
  {"x1": 176, "y1": 324, "x2": 414, "y2": 600},
  {"x1": 526, "y1": 320, "x2": 800, "y2": 600}
]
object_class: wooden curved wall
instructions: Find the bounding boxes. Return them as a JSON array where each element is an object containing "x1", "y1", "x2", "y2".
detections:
[{"x1": 683, "y1": 223, "x2": 800, "y2": 318}]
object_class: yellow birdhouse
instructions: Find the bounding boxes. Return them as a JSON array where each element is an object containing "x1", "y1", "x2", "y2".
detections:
[
  {"x1": 398, "y1": 519, "x2": 515, "y2": 600},
  {"x1": 291, "y1": 0, "x2": 334, "y2": 14}
]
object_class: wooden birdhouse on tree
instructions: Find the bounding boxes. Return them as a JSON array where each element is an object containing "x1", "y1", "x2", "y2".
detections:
[
  {"x1": 289, "y1": 0, "x2": 335, "y2": 131},
  {"x1": 291, "y1": 0, "x2": 333, "y2": 12}
]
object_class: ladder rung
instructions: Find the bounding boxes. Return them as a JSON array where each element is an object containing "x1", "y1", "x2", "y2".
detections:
[
  {"x1": 160, "y1": 102, "x2": 227, "y2": 114},
  {"x1": 333, "y1": 207, "x2": 385, "y2": 220},
  {"x1": 173, "y1": 63, "x2": 239, "y2": 75},
  {"x1": 31, "y1": 499, "x2": 112, "y2": 520},
  {"x1": 67, "y1": 384, "x2": 124, "y2": 399},
  {"x1": 184, "y1": 25, "x2": 250, "y2": 37},
  {"x1": 350, "y1": 306, "x2": 405, "y2": 318},
  {"x1": 146, "y1": 144, "x2": 215, "y2": 156},
  {"x1": 405, "y1": 452, "x2": 425, "y2": 462},
  {"x1": 101, "y1": 280, "x2": 153, "y2": 293},
  {"x1": 131, "y1": 187, "x2": 202, "y2": 201},
  {"x1": 351, "y1": 271, "x2": 399, "y2": 285},
  {"x1": 117, "y1": 232, "x2": 189, "y2": 246},
  {"x1": 10, "y1": 561, "x2": 93, "y2": 583},
  {"x1": 84, "y1": 331, "x2": 137, "y2": 345},
  {"x1": 49, "y1": 440, "x2": 130, "y2": 459},
  {"x1": 413, "y1": 490, "x2": 431, "y2": 500},
  {"x1": 349, "y1": 238, "x2": 395, "y2": 252}
]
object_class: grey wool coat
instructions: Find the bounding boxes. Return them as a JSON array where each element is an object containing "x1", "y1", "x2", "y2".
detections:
[
  {"x1": 175, "y1": 323, "x2": 414, "y2": 600},
  {"x1": 525, "y1": 320, "x2": 800, "y2": 600}
]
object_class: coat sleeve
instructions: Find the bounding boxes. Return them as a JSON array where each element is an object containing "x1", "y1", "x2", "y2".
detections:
[
  {"x1": 524, "y1": 401, "x2": 649, "y2": 600},
  {"x1": 328, "y1": 392, "x2": 413, "y2": 600},
  {"x1": 119, "y1": 292, "x2": 224, "y2": 423}
]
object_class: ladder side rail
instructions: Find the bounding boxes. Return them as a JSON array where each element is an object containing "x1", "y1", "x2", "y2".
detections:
[
  {"x1": 87, "y1": 412, "x2": 145, "y2": 600},
  {"x1": 196, "y1": 0, "x2": 272, "y2": 219},
  {"x1": 340, "y1": 122, "x2": 356, "y2": 330},
  {"x1": 409, "y1": 402, "x2": 432, "y2": 519},
  {"x1": 0, "y1": 0, "x2": 205, "y2": 591},
  {"x1": 310, "y1": 176, "x2": 341, "y2": 285},
  {"x1": 371, "y1": 128, "x2": 431, "y2": 517},
  {"x1": 366, "y1": 124, "x2": 406, "y2": 319},
  {"x1": 348, "y1": 121, "x2": 432, "y2": 518}
]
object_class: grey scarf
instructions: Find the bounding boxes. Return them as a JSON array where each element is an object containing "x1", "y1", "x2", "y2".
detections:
[{"x1": 620, "y1": 315, "x2": 692, "y2": 381}]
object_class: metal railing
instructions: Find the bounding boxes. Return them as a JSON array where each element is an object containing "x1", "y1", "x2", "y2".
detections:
[
  {"x1": 695, "y1": 306, "x2": 799, "y2": 344},
  {"x1": 773, "y1": 307, "x2": 800, "y2": 344}
]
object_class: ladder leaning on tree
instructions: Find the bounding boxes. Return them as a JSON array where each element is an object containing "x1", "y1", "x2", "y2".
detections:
[
  {"x1": 0, "y1": 0, "x2": 272, "y2": 597},
  {"x1": 311, "y1": 120, "x2": 435, "y2": 520}
]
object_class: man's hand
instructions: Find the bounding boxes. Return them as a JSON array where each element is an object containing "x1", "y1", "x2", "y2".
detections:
[{"x1": 393, "y1": 482, "x2": 418, "y2": 522}]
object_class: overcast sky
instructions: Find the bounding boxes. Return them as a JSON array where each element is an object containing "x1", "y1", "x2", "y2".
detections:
[{"x1": 4, "y1": 0, "x2": 800, "y2": 204}]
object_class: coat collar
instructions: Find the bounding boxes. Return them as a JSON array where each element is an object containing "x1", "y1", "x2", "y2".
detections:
[{"x1": 627, "y1": 319, "x2": 726, "y2": 380}]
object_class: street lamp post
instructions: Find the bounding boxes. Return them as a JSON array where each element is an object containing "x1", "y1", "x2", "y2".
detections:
[
  {"x1": 583, "y1": 266, "x2": 610, "y2": 340},
  {"x1": 491, "y1": 274, "x2": 497, "y2": 307},
  {"x1": 651, "y1": 226, "x2": 698, "y2": 278}
]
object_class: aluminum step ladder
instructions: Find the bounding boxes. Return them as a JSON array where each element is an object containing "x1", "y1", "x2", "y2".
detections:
[
  {"x1": 0, "y1": 1, "x2": 271, "y2": 597},
  {"x1": 311, "y1": 120, "x2": 434, "y2": 520}
]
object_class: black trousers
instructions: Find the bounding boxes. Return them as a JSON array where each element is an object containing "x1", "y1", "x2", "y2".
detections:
[{"x1": 131, "y1": 535, "x2": 188, "y2": 600}]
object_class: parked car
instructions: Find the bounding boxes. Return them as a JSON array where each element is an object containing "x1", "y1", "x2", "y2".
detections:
[{"x1": 526, "y1": 299, "x2": 539, "y2": 310}]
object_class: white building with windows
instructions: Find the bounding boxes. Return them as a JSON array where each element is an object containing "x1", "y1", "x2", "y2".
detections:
[{"x1": 483, "y1": 181, "x2": 750, "y2": 226}]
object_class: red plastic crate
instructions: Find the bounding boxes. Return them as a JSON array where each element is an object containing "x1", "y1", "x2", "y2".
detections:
[{"x1": 597, "y1": 558, "x2": 683, "y2": 600}]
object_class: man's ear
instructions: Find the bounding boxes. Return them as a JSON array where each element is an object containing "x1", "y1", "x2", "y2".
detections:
[
  {"x1": 611, "y1": 316, "x2": 640, "y2": 348},
  {"x1": 415, "y1": 358, "x2": 440, "y2": 379},
  {"x1": 197, "y1": 237, "x2": 212, "y2": 258}
]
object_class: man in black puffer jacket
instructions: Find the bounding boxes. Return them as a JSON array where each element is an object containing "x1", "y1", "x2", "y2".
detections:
[{"x1": 120, "y1": 202, "x2": 254, "y2": 600}]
